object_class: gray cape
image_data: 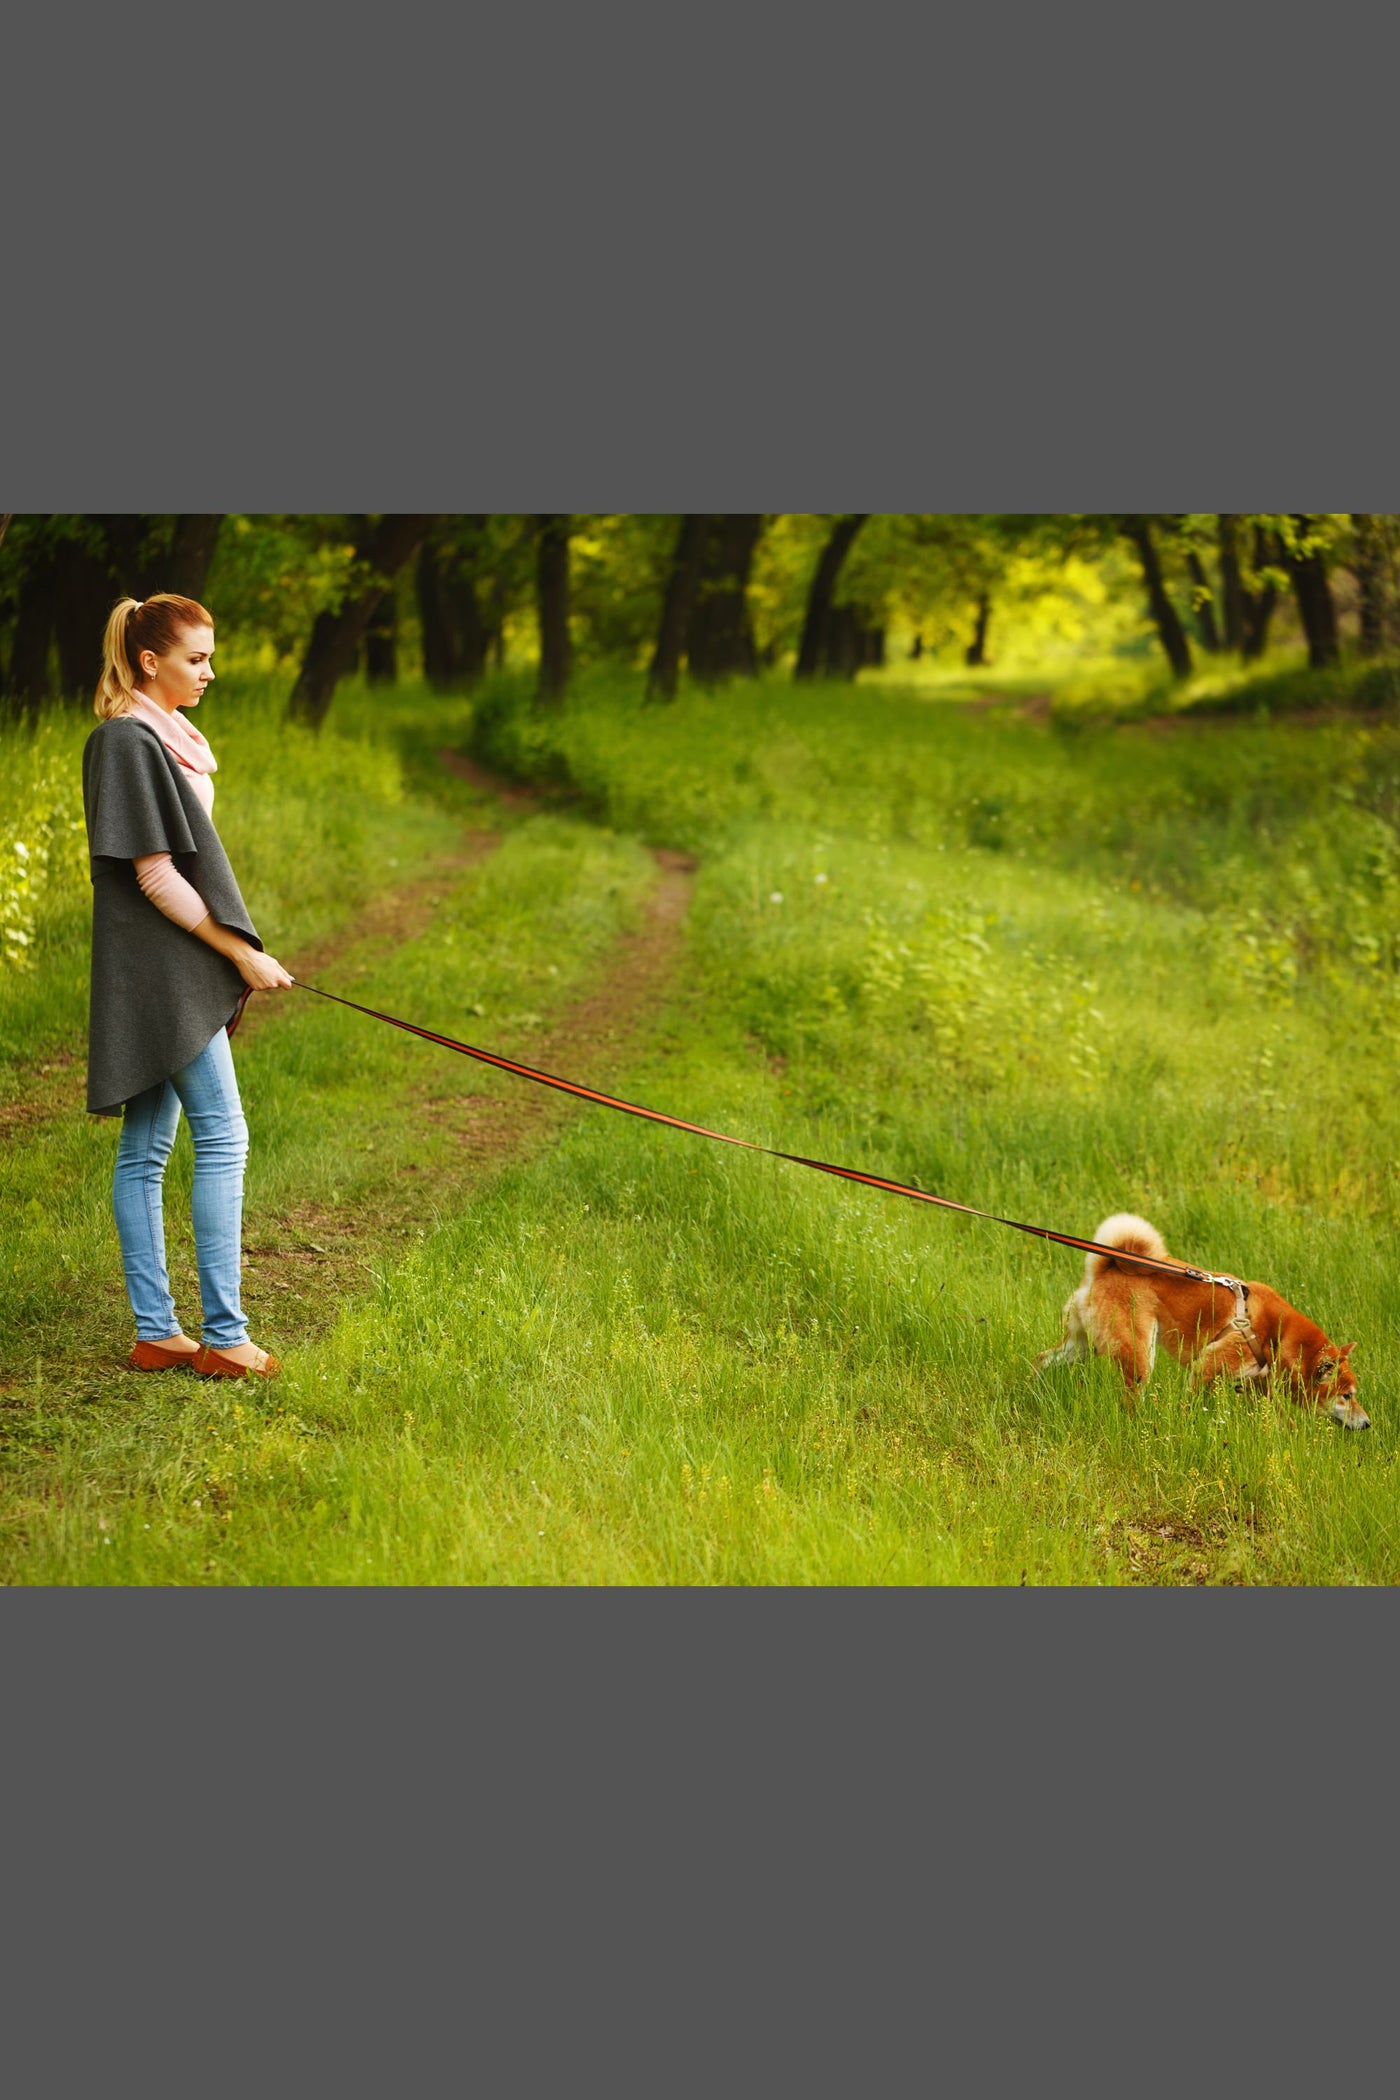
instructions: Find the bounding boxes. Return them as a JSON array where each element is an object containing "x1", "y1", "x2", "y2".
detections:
[{"x1": 83, "y1": 716, "x2": 263, "y2": 1116}]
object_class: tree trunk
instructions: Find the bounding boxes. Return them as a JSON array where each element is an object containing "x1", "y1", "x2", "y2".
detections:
[
  {"x1": 167, "y1": 515, "x2": 223, "y2": 601},
  {"x1": 416, "y1": 539, "x2": 456, "y2": 689},
  {"x1": 53, "y1": 536, "x2": 118, "y2": 696},
  {"x1": 8, "y1": 554, "x2": 59, "y2": 722},
  {"x1": 288, "y1": 514, "x2": 432, "y2": 728},
  {"x1": 536, "y1": 515, "x2": 571, "y2": 707},
  {"x1": 417, "y1": 523, "x2": 492, "y2": 691},
  {"x1": 1352, "y1": 515, "x2": 1385, "y2": 658},
  {"x1": 1284, "y1": 518, "x2": 1340, "y2": 670},
  {"x1": 1185, "y1": 552, "x2": 1221, "y2": 652},
  {"x1": 795, "y1": 515, "x2": 867, "y2": 680},
  {"x1": 646, "y1": 515, "x2": 712, "y2": 702},
  {"x1": 92, "y1": 515, "x2": 158, "y2": 597},
  {"x1": 1241, "y1": 525, "x2": 1279, "y2": 660},
  {"x1": 823, "y1": 604, "x2": 882, "y2": 679},
  {"x1": 687, "y1": 515, "x2": 764, "y2": 682},
  {"x1": 1120, "y1": 516, "x2": 1193, "y2": 678},
  {"x1": 965, "y1": 591, "x2": 992, "y2": 667},
  {"x1": 1218, "y1": 516, "x2": 1246, "y2": 652},
  {"x1": 487, "y1": 575, "x2": 508, "y2": 670},
  {"x1": 363, "y1": 587, "x2": 398, "y2": 683}
]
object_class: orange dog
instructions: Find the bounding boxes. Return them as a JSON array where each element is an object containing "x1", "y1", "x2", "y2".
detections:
[{"x1": 1037, "y1": 1214, "x2": 1368, "y2": 1429}]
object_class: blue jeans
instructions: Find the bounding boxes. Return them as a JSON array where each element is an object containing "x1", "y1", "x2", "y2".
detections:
[{"x1": 113, "y1": 1027, "x2": 250, "y2": 1348}]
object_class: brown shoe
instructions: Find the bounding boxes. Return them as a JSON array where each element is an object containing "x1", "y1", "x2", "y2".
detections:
[
  {"x1": 129, "y1": 1338, "x2": 203, "y2": 1372},
  {"x1": 192, "y1": 1344, "x2": 282, "y2": 1381}
]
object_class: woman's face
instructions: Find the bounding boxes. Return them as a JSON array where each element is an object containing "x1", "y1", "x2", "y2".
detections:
[{"x1": 139, "y1": 623, "x2": 216, "y2": 711}]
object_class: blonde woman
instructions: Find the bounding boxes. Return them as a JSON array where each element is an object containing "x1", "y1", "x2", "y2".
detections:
[{"x1": 83, "y1": 593, "x2": 292, "y2": 1378}]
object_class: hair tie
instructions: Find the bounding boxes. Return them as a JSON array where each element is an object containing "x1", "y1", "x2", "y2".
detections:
[{"x1": 132, "y1": 601, "x2": 144, "y2": 612}]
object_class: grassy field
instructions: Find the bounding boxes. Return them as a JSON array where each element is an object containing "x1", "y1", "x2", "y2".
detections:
[{"x1": 3, "y1": 671, "x2": 1399, "y2": 1583}]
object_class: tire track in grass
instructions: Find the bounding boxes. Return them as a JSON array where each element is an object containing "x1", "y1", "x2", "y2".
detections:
[
  {"x1": 423, "y1": 843, "x2": 695, "y2": 1171},
  {"x1": 3, "y1": 747, "x2": 697, "y2": 1407},
  {"x1": 256, "y1": 841, "x2": 696, "y2": 1320}
]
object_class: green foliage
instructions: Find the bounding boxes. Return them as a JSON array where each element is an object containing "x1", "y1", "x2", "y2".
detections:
[
  {"x1": 0, "y1": 722, "x2": 87, "y2": 968},
  {"x1": 204, "y1": 516, "x2": 363, "y2": 667}
]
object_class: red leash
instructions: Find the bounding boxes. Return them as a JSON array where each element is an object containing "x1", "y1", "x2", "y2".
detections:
[{"x1": 291, "y1": 980, "x2": 1211, "y2": 1284}]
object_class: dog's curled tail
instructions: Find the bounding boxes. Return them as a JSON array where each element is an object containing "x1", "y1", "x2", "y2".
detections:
[{"x1": 1085, "y1": 1213, "x2": 1170, "y2": 1278}]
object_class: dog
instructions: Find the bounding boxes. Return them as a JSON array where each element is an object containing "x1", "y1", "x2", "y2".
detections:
[{"x1": 1037, "y1": 1214, "x2": 1368, "y2": 1429}]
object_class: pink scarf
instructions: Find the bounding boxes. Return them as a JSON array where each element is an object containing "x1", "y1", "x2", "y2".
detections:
[{"x1": 129, "y1": 693, "x2": 218, "y2": 810}]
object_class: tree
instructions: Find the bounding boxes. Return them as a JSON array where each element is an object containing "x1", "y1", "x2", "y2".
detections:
[
  {"x1": 1352, "y1": 514, "x2": 1387, "y2": 658},
  {"x1": 687, "y1": 516, "x2": 764, "y2": 682},
  {"x1": 646, "y1": 515, "x2": 711, "y2": 702},
  {"x1": 1218, "y1": 516, "x2": 1247, "y2": 651},
  {"x1": 417, "y1": 524, "x2": 487, "y2": 691},
  {"x1": 1240, "y1": 524, "x2": 1281, "y2": 660},
  {"x1": 965, "y1": 591, "x2": 992, "y2": 666},
  {"x1": 794, "y1": 515, "x2": 868, "y2": 680},
  {"x1": 536, "y1": 515, "x2": 571, "y2": 706},
  {"x1": 288, "y1": 514, "x2": 432, "y2": 728},
  {"x1": 1119, "y1": 515, "x2": 1193, "y2": 678},
  {"x1": 1185, "y1": 550, "x2": 1221, "y2": 652},
  {"x1": 1281, "y1": 515, "x2": 1340, "y2": 670},
  {"x1": 363, "y1": 590, "x2": 398, "y2": 683},
  {"x1": 167, "y1": 516, "x2": 223, "y2": 601}
]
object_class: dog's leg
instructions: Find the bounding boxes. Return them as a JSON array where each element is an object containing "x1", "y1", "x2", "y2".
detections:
[
  {"x1": 1099, "y1": 1301, "x2": 1159, "y2": 1405},
  {"x1": 1036, "y1": 1287, "x2": 1093, "y2": 1372},
  {"x1": 1196, "y1": 1331, "x2": 1266, "y2": 1390}
]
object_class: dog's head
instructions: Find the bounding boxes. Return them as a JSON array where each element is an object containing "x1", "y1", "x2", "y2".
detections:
[{"x1": 1313, "y1": 1341, "x2": 1367, "y2": 1429}]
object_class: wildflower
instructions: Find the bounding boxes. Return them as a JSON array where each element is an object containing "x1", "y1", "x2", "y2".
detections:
[
  {"x1": 814, "y1": 872, "x2": 828, "y2": 885},
  {"x1": 769, "y1": 891, "x2": 784, "y2": 905}
]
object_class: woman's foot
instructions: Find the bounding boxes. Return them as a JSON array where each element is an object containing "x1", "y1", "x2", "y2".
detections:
[
  {"x1": 129, "y1": 1333, "x2": 202, "y2": 1371},
  {"x1": 193, "y1": 1341, "x2": 281, "y2": 1380}
]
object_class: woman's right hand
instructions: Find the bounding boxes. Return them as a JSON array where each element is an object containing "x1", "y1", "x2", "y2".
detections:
[{"x1": 237, "y1": 946, "x2": 295, "y2": 991}]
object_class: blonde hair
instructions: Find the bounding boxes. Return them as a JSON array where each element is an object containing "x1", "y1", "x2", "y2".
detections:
[{"x1": 95, "y1": 593, "x2": 213, "y2": 720}]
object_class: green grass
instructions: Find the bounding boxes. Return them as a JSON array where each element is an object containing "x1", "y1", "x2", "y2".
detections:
[{"x1": 4, "y1": 670, "x2": 1400, "y2": 1583}]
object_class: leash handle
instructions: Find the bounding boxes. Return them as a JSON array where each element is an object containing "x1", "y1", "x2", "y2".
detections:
[{"x1": 291, "y1": 980, "x2": 1213, "y2": 1284}]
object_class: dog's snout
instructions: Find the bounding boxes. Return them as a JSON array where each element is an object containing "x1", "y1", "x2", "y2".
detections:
[{"x1": 1329, "y1": 1397, "x2": 1370, "y2": 1430}]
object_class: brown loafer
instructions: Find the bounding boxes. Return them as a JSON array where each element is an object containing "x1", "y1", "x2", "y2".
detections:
[
  {"x1": 129, "y1": 1338, "x2": 203, "y2": 1372},
  {"x1": 192, "y1": 1344, "x2": 282, "y2": 1380}
]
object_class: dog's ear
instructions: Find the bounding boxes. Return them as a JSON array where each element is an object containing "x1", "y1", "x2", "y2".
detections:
[{"x1": 1340, "y1": 1341, "x2": 1356, "y2": 1358}]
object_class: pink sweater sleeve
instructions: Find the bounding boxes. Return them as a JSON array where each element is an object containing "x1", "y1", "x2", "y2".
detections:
[{"x1": 134, "y1": 853, "x2": 211, "y2": 933}]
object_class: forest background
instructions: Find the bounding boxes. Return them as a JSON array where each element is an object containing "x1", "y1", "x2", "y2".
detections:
[{"x1": 4, "y1": 512, "x2": 1399, "y2": 731}]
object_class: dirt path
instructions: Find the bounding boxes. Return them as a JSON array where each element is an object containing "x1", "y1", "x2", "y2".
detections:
[
  {"x1": 428, "y1": 843, "x2": 695, "y2": 1173},
  {"x1": 237, "y1": 750, "x2": 697, "y2": 1343},
  {"x1": 4, "y1": 748, "x2": 699, "y2": 1384},
  {"x1": 234, "y1": 828, "x2": 503, "y2": 1050},
  {"x1": 218, "y1": 752, "x2": 696, "y2": 1355}
]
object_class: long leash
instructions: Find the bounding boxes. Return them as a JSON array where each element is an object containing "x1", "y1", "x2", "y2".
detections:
[{"x1": 289, "y1": 979, "x2": 1224, "y2": 1288}]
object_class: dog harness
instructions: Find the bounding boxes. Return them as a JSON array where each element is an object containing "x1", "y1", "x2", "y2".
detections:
[{"x1": 1207, "y1": 1273, "x2": 1269, "y2": 1372}]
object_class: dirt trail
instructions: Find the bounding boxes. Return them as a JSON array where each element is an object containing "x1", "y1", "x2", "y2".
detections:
[
  {"x1": 234, "y1": 828, "x2": 502, "y2": 1049},
  {"x1": 429, "y1": 843, "x2": 695, "y2": 1173},
  {"x1": 237, "y1": 755, "x2": 697, "y2": 1341}
]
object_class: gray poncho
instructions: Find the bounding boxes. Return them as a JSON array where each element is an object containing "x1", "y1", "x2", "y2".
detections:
[{"x1": 83, "y1": 716, "x2": 263, "y2": 1116}]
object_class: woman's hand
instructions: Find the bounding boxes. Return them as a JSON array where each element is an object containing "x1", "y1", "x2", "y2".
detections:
[
  {"x1": 236, "y1": 946, "x2": 295, "y2": 992},
  {"x1": 191, "y1": 915, "x2": 294, "y2": 989}
]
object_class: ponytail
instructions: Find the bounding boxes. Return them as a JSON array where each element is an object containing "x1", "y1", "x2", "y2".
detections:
[
  {"x1": 95, "y1": 599, "x2": 143, "y2": 719},
  {"x1": 94, "y1": 592, "x2": 214, "y2": 719}
]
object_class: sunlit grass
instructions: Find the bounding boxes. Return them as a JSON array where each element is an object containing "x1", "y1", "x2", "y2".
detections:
[{"x1": 4, "y1": 669, "x2": 1399, "y2": 1583}]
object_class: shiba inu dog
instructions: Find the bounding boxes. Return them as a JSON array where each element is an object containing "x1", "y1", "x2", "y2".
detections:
[{"x1": 1037, "y1": 1214, "x2": 1368, "y2": 1429}]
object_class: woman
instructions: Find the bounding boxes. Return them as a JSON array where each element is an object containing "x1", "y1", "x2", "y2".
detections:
[{"x1": 83, "y1": 593, "x2": 293, "y2": 1379}]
